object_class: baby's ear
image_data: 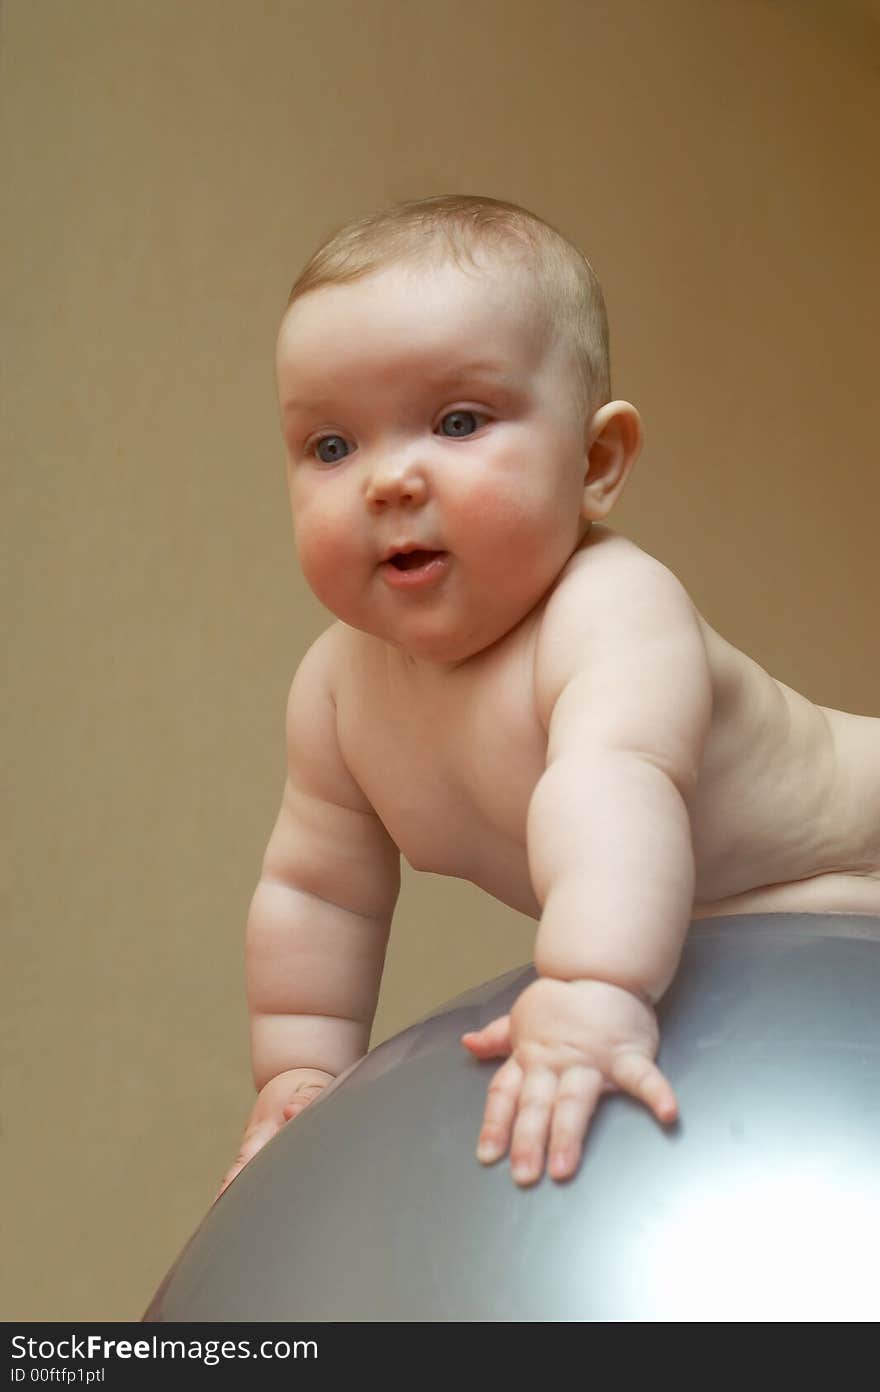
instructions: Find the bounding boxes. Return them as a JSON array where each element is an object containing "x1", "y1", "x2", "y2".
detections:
[{"x1": 580, "y1": 402, "x2": 644, "y2": 521}]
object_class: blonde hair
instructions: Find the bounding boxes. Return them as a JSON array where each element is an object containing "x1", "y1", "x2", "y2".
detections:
[{"x1": 285, "y1": 194, "x2": 611, "y2": 415}]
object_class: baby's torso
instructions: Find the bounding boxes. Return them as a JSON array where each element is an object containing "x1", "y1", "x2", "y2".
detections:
[
  {"x1": 331, "y1": 580, "x2": 880, "y2": 923},
  {"x1": 682, "y1": 621, "x2": 880, "y2": 918},
  {"x1": 336, "y1": 617, "x2": 548, "y2": 914}
]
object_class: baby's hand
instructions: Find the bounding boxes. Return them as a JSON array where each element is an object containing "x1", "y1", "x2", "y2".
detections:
[
  {"x1": 461, "y1": 977, "x2": 676, "y2": 1186},
  {"x1": 216, "y1": 1067, "x2": 335, "y2": 1200}
]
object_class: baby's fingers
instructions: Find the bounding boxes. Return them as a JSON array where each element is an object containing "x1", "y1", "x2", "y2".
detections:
[
  {"x1": 546, "y1": 1066, "x2": 605, "y2": 1182},
  {"x1": 611, "y1": 1050, "x2": 678, "y2": 1125},
  {"x1": 508, "y1": 1064, "x2": 560, "y2": 1186},
  {"x1": 461, "y1": 1013, "x2": 512, "y2": 1059},
  {"x1": 475, "y1": 1054, "x2": 522, "y2": 1167},
  {"x1": 282, "y1": 1082, "x2": 327, "y2": 1120},
  {"x1": 215, "y1": 1116, "x2": 278, "y2": 1200}
]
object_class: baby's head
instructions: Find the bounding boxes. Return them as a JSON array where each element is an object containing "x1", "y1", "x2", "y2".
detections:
[
  {"x1": 276, "y1": 195, "x2": 642, "y2": 664},
  {"x1": 283, "y1": 194, "x2": 611, "y2": 424}
]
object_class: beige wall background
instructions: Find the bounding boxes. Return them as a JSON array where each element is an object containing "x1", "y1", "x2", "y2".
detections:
[{"x1": 2, "y1": 0, "x2": 878, "y2": 1320}]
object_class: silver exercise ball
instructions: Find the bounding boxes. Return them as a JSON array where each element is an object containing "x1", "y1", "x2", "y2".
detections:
[{"x1": 145, "y1": 914, "x2": 880, "y2": 1321}]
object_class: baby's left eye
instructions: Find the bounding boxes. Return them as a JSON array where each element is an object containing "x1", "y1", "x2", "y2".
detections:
[{"x1": 437, "y1": 410, "x2": 487, "y2": 438}]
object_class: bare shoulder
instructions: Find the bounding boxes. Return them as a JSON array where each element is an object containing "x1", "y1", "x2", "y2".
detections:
[
  {"x1": 540, "y1": 526, "x2": 698, "y2": 636},
  {"x1": 532, "y1": 527, "x2": 713, "y2": 794},
  {"x1": 560, "y1": 523, "x2": 694, "y2": 595},
  {"x1": 535, "y1": 526, "x2": 709, "y2": 721},
  {"x1": 540, "y1": 529, "x2": 794, "y2": 729},
  {"x1": 286, "y1": 622, "x2": 376, "y2": 814},
  {"x1": 289, "y1": 620, "x2": 379, "y2": 711}
]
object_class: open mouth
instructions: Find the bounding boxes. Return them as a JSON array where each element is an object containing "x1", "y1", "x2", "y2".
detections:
[{"x1": 388, "y1": 549, "x2": 444, "y2": 570}]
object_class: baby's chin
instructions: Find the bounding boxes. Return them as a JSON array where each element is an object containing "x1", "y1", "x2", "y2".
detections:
[
  {"x1": 375, "y1": 624, "x2": 490, "y2": 670},
  {"x1": 367, "y1": 607, "x2": 536, "y2": 670}
]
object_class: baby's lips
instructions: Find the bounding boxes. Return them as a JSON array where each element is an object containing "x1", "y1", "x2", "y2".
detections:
[
  {"x1": 380, "y1": 539, "x2": 446, "y2": 563},
  {"x1": 388, "y1": 549, "x2": 446, "y2": 570}
]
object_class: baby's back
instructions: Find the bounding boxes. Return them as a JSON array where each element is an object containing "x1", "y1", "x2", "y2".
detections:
[
  {"x1": 689, "y1": 617, "x2": 880, "y2": 916},
  {"x1": 331, "y1": 531, "x2": 880, "y2": 922}
]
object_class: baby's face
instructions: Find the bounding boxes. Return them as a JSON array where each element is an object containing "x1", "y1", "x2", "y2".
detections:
[{"x1": 276, "y1": 257, "x2": 590, "y2": 665}]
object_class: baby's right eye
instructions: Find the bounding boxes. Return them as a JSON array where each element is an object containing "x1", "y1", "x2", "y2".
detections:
[{"x1": 312, "y1": 435, "x2": 351, "y2": 465}]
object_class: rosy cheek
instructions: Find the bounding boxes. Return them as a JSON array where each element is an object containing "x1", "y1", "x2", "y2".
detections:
[
  {"x1": 293, "y1": 487, "x2": 339, "y2": 540},
  {"x1": 293, "y1": 507, "x2": 341, "y2": 582},
  {"x1": 464, "y1": 479, "x2": 550, "y2": 551},
  {"x1": 463, "y1": 474, "x2": 519, "y2": 520}
]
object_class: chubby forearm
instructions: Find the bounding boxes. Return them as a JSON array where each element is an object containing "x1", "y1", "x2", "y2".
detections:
[
  {"x1": 528, "y1": 748, "x2": 695, "y2": 1002},
  {"x1": 246, "y1": 877, "x2": 392, "y2": 1089}
]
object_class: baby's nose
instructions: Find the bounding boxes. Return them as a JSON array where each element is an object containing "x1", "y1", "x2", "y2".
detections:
[{"x1": 364, "y1": 458, "x2": 429, "y2": 510}]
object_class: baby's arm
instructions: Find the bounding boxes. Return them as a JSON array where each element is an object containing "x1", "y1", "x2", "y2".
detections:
[
  {"x1": 464, "y1": 538, "x2": 712, "y2": 1184},
  {"x1": 219, "y1": 628, "x2": 400, "y2": 1194}
]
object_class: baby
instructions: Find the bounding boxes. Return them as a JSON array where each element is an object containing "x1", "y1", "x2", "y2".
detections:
[{"x1": 219, "y1": 194, "x2": 880, "y2": 1195}]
